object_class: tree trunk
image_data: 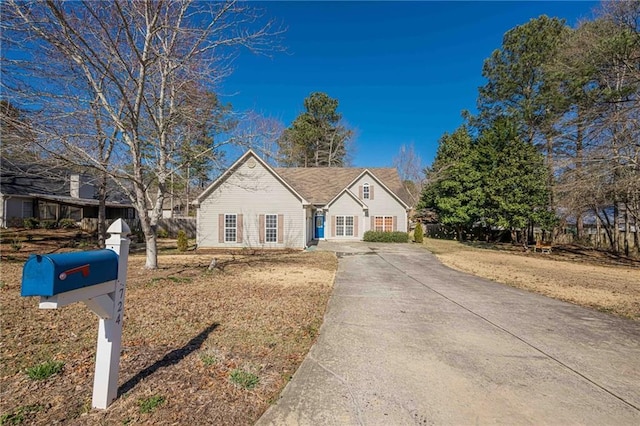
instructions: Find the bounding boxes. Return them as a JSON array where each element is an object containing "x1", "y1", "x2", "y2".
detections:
[
  {"x1": 613, "y1": 202, "x2": 620, "y2": 254},
  {"x1": 145, "y1": 231, "x2": 158, "y2": 269},
  {"x1": 575, "y1": 110, "x2": 584, "y2": 242},
  {"x1": 519, "y1": 229, "x2": 527, "y2": 248},
  {"x1": 597, "y1": 208, "x2": 616, "y2": 251},
  {"x1": 97, "y1": 172, "x2": 108, "y2": 248},
  {"x1": 576, "y1": 212, "x2": 584, "y2": 241},
  {"x1": 139, "y1": 215, "x2": 158, "y2": 269},
  {"x1": 624, "y1": 205, "x2": 630, "y2": 257},
  {"x1": 595, "y1": 211, "x2": 601, "y2": 249}
]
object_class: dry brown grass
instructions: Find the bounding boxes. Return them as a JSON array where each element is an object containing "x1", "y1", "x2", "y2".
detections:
[
  {"x1": 0, "y1": 248, "x2": 336, "y2": 425},
  {"x1": 423, "y1": 238, "x2": 640, "y2": 320}
]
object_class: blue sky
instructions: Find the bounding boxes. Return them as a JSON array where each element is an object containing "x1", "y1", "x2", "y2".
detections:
[{"x1": 221, "y1": 1, "x2": 600, "y2": 168}]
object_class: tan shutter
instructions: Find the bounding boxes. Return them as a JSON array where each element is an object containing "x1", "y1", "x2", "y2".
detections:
[
  {"x1": 237, "y1": 213, "x2": 243, "y2": 243},
  {"x1": 359, "y1": 185, "x2": 363, "y2": 199},
  {"x1": 278, "y1": 214, "x2": 284, "y2": 243},
  {"x1": 331, "y1": 215, "x2": 336, "y2": 237},
  {"x1": 393, "y1": 216, "x2": 397, "y2": 231},
  {"x1": 370, "y1": 185, "x2": 375, "y2": 200},
  {"x1": 354, "y1": 216, "x2": 358, "y2": 237},
  {"x1": 371, "y1": 216, "x2": 375, "y2": 231},
  {"x1": 218, "y1": 214, "x2": 224, "y2": 243},
  {"x1": 259, "y1": 214, "x2": 265, "y2": 243}
]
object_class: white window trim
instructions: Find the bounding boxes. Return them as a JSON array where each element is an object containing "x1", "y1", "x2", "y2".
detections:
[
  {"x1": 375, "y1": 215, "x2": 393, "y2": 232},
  {"x1": 336, "y1": 215, "x2": 354, "y2": 237},
  {"x1": 265, "y1": 213, "x2": 278, "y2": 243},
  {"x1": 363, "y1": 183, "x2": 370, "y2": 200},
  {"x1": 224, "y1": 213, "x2": 237, "y2": 243}
]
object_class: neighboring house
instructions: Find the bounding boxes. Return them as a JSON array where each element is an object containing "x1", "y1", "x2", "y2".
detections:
[
  {"x1": 194, "y1": 150, "x2": 413, "y2": 249},
  {"x1": 0, "y1": 160, "x2": 136, "y2": 228}
]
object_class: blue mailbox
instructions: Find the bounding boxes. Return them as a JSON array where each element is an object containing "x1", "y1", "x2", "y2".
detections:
[{"x1": 21, "y1": 250, "x2": 119, "y2": 297}]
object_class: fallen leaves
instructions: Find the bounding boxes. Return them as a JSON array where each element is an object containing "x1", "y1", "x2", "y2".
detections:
[{"x1": 1, "y1": 250, "x2": 337, "y2": 425}]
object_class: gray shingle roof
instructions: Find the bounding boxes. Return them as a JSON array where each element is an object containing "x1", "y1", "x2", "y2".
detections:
[
  {"x1": 273, "y1": 167, "x2": 413, "y2": 207},
  {"x1": 0, "y1": 158, "x2": 131, "y2": 205}
]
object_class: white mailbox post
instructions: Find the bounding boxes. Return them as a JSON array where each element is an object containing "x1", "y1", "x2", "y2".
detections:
[
  {"x1": 92, "y1": 219, "x2": 130, "y2": 409},
  {"x1": 21, "y1": 219, "x2": 130, "y2": 409}
]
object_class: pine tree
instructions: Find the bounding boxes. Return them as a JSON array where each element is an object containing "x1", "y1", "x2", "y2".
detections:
[
  {"x1": 277, "y1": 92, "x2": 353, "y2": 167},
  {"x1": 419, "y1": 126, "x2": 483, "y2": 241}
]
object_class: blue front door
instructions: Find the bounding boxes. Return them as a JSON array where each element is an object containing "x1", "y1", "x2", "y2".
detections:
[{"x1": 314, "y1": 213, "x2": 325, "y2": 239}]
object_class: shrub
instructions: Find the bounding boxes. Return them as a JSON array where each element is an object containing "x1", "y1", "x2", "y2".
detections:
[
  {"x1": 156, "y1": 228, "x2": 169, "y2": 239},
  {"x1": 363, "y1": 231, "x2": 409, "y2": 243},
  {"x1": 39, "y1": 220, "x2": 57, "y2": 229},
  {"x1": 25, "y1": 360, "x2": 64, "y2": 380},
  {"x1": 58, "y1": 218, "x2": 78, "y2": 229},
  {"x1": 414, "y1": 222, "x2": 424, "y2": 243},
  {"x1": 23, "y1": 217, "x2": 39, "y2": 229},
  {"x1": 177, "y1": 230, "x2": 188, "y2": 252}
]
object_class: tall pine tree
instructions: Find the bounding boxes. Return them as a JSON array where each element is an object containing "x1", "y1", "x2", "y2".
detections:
[
  {"x1": 277, "y1": 92, "x2": 353, "y2": 167},
  {"x1": 419, "y1": 126, "x2": 483, "y2": 241}
]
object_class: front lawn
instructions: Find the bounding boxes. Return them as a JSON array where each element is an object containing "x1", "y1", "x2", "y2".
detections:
[{"x1": 0, "y1": 250, "x2": 336, "y2": 425}]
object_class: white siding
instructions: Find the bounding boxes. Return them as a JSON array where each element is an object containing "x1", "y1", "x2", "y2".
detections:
[
  {"x1": 349, "y1": 172, "x2": 408, "y2": 232},
  {"x1": 326, "y1": 192, "x2": 363, "y2": 240},
  {"x1": 197, "y1": 157, "x2": 305, "y2": 249}
]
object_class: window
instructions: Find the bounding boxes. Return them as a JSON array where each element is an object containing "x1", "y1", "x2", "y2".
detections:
[
  {"x1": 363, "y1": 183, "x2": 370, "y2": 200},
  {"x1": 265, "y1": 214, "x2": 277, "y2": 243},
  {"x1": 61, "y1": 205, "x2": 82, "y2": 221},
  {"x1": 375, "y1": 216, "x2": 394, "y2": 232},
  {"x1": 345, "y1": 216, "x2": 354, "y2": 236},
  {"x1": 336, "y1": 215, "x2": 354, "y2": 237},
  {"x1": 70, "y1": 207, "x2": 82, "y2": 221},
  {"x1": 39, "y1": 202, "x2": 58, "y2": 220},
  {"x1": 22, "y1": 201, "x2": 33, "y2": 218},
  {"x1": 225, "y1": 214, "x2": 237, "y2": 242}
]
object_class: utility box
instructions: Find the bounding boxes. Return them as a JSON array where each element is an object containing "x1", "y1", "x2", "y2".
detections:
[{"x1": 21, "y1": 250, "x2": 118, "y2": 297}]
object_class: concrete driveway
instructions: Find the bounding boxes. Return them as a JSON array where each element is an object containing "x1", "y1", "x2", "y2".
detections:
[{"x1": 257, "y1": 242, "x2": 640, "y2": 425}]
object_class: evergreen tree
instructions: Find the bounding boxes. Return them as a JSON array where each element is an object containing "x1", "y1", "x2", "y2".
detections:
[
  {"x1": 476, "y1": 118, "x2": 554, "y2": 243},
  {"x1": 419, "y1": 126, "x2": 483, "y2": 241},
  {"x1": 278, "y1": 92, "x2": 353, "y2": 167}
]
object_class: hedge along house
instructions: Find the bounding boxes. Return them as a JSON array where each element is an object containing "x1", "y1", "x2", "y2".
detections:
[
  {"x1": 0, "y1": 159, "x2": 135, "y2": 228},
  {"x1": 194, "y1": 150, "x2": 413, "y2": 249}
]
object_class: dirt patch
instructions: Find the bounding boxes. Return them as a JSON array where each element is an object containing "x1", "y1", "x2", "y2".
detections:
[
  {"x1": 423, "y1": 238, "x2": 640, "y2": 320},
  {"x1": 0, "y1": 250, "x2": 337, "y2": 425}
]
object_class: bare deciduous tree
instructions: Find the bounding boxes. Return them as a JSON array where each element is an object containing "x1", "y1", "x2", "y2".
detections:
[
  {"x1": 2, "y1": 0, "x2": 281, "y2": 268},
  {"x1": 393, "y1": 142, "x2": 424, "y2": 205}
]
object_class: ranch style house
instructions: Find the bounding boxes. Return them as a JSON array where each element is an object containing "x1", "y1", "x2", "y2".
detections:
[
  {"x1": 194, "y1": 150, "x2": 413, "y2": 249},
  {"x1": 0, "y1": 159, "x2": 135, "y2": 228}
]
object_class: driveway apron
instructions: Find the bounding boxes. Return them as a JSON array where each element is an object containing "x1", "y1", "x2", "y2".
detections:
[{"x1": 257, "y1": 243, "x2": 640, "y2": 425}]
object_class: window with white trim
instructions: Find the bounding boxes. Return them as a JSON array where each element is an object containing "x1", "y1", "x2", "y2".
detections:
[
  {"x1": 363, "y1": 183, "x2": 370, "y2": 199},
  {"x1": 265, "y1": 214, "x2": 278, "y2": 243},
  {"x1": 336, "y1": 215, "x2": 354, "y2": 236},
  {"x1": 375, "y1": 216, "x2": 393, "y2": 232},
  {"x1": 225, "y1": 214, "x2": 237, "y2": 242}
]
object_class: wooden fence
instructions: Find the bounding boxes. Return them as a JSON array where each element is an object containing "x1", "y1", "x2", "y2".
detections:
[{"x1": 81, "y1": 217, "x2": 196, "y2": 238}]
